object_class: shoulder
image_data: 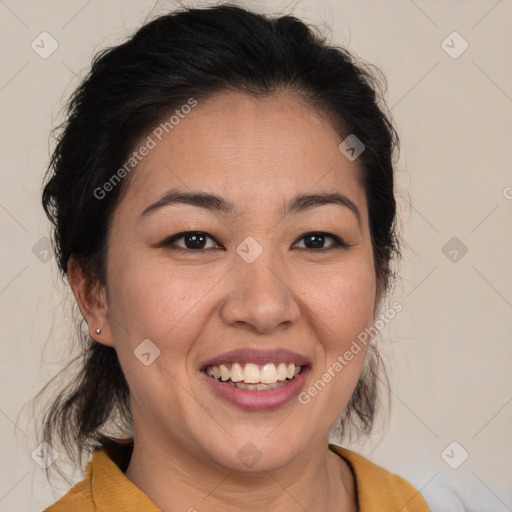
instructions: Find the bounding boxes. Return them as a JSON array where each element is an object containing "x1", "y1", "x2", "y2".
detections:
[
  {"x1": 329, "y1": 444, "x2": 431, "y2": 512},
  {"x1": 42, "y1": 460, "x2": 95, "y2": 512},
  {"x1": 42, "y1": 444, "x2": 160, "y2": 512}
]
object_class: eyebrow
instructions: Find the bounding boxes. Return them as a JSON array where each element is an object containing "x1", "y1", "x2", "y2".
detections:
[{"x1": 139, "y1": 188, "x2": 361, "y2": 226}]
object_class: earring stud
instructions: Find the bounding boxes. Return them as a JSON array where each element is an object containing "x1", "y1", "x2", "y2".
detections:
[{"x1": 95, "y1": 328, "x2": 102, "y2": 335}]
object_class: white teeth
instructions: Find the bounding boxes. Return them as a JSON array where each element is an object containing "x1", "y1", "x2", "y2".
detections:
[
  {"x1": 205, "y1": 362, "x2": 304, "y2": 385},
  {"x1": 219, "y1": 364, "x2": 230, "y2": 381},
  {"x1": 230, "y1": 362, "x2": 243, "y2": 382},
  {"x1": 276, "y1": 363, "x2": 288, "y2": 381},
  {"x1": 235, "y1": 381, "x2": 287, "y2": 390},
  {"x1": 243, "y1": 363, "x2": 261, "y2": 384},
  {"x1": 260, "y1": 363, "x2": 277, "y2": 384}
]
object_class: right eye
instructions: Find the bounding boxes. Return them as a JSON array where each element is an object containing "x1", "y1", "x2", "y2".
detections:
[{"x1": 160, "y1": 231, "x2": 223, "y2": 252}]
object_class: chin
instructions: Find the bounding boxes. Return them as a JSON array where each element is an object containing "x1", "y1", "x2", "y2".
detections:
[{"x1": 199, "y1": 431, "x2": 307, "y2": 473}]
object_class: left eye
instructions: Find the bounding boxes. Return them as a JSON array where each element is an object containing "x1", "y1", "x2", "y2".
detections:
[
  {"x1": 293, "y1": 232, "x2": 348, "y2": 251},
  {"x1": 160, "y1": 231, "x2": 349, "y2": 252}
]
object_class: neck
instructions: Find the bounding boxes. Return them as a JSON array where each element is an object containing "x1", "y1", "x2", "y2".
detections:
[{"x1": 124, "y1": 433, "x2": 356, "y2": 512}]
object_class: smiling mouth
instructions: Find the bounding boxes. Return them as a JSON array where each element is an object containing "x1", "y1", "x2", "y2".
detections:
[{"x1": 204, "y1": 362, "x2": 304, "y2": 390}]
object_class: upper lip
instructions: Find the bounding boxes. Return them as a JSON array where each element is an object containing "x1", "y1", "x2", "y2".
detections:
[{"x1": 200, "y1": 348, "x2": 312, "y2": 370}]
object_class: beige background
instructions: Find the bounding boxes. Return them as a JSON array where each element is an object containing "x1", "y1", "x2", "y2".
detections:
[{"x1": 1, "y1": 1, "x2": 511, "y2": 510}]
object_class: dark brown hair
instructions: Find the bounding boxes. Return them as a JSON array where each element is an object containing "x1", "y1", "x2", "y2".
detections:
[{"x1": 33, "y1": 3, "x2": 399, "y2": 481}]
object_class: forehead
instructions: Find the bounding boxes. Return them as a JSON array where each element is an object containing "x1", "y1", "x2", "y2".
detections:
[{"x1": 116, "y1": 90, "x2": 367, "y2": 221}]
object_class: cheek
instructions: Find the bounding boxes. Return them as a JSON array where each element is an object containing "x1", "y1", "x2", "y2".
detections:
[
  {"x1": 304, "y1": 263, "x2": 376, "y2": 343},
  {"x1": 105, "y1": 260, "x2": 210, "y2": 413},
  {"x1": 296, "y1": 268, "x2": 374, "y2": 426},
  {"x1": 299, "y1": 261, "x2": 375, "y2": 408},
  {"x1": 107, "y1": 255, "x2": 220, "y2": 354},
  {"x1": 108, "y1": 242, "x2": 376, "y2": 350}
]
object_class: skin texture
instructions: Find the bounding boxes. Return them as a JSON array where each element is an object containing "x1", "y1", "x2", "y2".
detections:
[{"x1": 69, "y1": 90, "x2": 380, "y2": 511}]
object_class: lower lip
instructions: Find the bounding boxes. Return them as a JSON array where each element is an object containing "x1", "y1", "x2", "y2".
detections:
[{"x1": 201, "y1": 367, "x2": 310, "y2": 412}]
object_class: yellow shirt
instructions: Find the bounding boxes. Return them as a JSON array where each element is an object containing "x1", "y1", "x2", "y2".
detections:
[{"x1": 44, "y1": 440, "x2": 431, "y2": 511}]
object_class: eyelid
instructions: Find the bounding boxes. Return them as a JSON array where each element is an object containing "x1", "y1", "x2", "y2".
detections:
[
  {"x1": 291, "y1": 232, "x2": 351, "y2": 251},
  {"x1": 160, "y1": 231, "x2": 351, "y2": 252},
  {"x1": 160, "y1": 231, "x2": 222, "y2": 251}
]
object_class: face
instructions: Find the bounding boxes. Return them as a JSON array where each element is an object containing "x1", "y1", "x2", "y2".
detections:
[{"x1": 97, "y1": 91, "x2": 377, "y2": 472}]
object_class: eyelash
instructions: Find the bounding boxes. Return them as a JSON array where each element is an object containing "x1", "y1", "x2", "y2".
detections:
[{"x1": 159, "y1": 231, "x2": 351, "y2": 253}]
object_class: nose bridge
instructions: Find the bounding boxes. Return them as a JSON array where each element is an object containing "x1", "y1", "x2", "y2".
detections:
[
  {"x1": 236, "y1": 234, "x2": 289, "y2": 300},
  {"x1": 220, "y1": 235, "x2": 300, "y2": 332}
]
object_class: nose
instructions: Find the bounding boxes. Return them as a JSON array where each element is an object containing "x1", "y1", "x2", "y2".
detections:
[{"x1": 219, "y1": 245, "x2": 301, "y2": 334}]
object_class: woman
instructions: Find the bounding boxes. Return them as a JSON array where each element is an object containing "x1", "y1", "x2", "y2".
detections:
[{"x1": 37, "y1": 4, "x2": 430, "y2": 511}]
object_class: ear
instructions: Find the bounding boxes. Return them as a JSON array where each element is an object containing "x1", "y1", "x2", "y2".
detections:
[{"x1": 67, "y1": 256, "x2": 114, "y2": 347}]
